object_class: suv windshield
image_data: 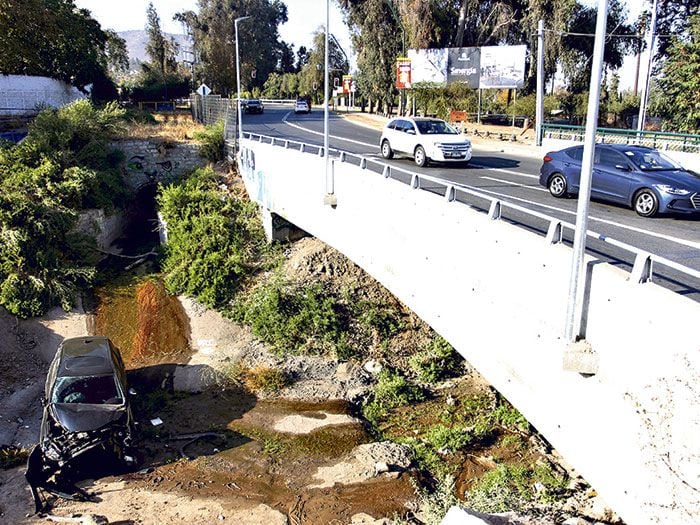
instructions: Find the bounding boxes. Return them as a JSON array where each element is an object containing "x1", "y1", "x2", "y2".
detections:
[
  {"x1": 623, "y1": 149, "x2": 680, "y2": 171},
  {"x1": 415, "y1": 120, "x2": 458, "y2": 135}
]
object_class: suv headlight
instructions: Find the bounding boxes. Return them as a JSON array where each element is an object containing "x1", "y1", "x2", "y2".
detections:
[{"x1": 653, "y1": 184, "x2": 690, "y2": 196}]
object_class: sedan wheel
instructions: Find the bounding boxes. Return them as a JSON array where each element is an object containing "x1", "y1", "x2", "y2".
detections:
[
  {"x1": 381, "y1": 140, "x2": 394, "y2": 159},
  {"x1": 634, "y1": 189, "x2": 659, "y2": 217},
  {"x1": 414, "y1": 146, "x2": 428, "y2": 167},
  {"x1": 548, "y1": 173, "x2": 568, "y2": 198}
]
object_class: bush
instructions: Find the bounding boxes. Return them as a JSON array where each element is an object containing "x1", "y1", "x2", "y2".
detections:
[
  {"x1": 158, "y1": 166, "x2": 265, "y2": 308},
  {"x1": 409, "y1": 335, "x2": 464, "y2": 384},
  {"x1": 0, "y1": 101, "x2": 126, "y2": 317},
  {"x1": 194, "y1": 120, "x2": 225, "y2": 162},
  {"x1": 362, "y1": 368, "x2": 426, "y2": 425}
]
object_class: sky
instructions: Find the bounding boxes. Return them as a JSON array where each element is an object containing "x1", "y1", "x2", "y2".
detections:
[
  {"x1": 73, "y1": 0, "x2": 354, "y2": 66},
  {"x1": 74, "y1": 0, "x2": 649, "y2": 91}
]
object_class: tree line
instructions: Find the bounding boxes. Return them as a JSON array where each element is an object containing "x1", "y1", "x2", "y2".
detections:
[{"x1": 0, "y1": 0, "x2": 697, "y2": 132}]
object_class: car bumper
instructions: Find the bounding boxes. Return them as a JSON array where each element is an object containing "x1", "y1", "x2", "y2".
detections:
[
  {"x1": 661, "y1": 195, "x2": 700, "y2": 214},
  {"x1": 429, "y1": 147, "x2": 473, "y2": 163}
]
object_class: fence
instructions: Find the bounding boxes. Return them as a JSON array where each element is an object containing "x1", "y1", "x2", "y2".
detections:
[{"x1": 542, "y1": 123, "x2": 700, "y2": 154}]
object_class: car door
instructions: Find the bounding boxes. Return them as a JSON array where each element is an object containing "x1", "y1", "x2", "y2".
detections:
[
  {"x1": 399, "y1": 120, "x2": 418, "y2": 155},
  {"x1": 593, "y1": 147, "x2": 634, "y2": 203}
]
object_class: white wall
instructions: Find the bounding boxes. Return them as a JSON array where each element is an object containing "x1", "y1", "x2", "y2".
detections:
[
  {"x1": 0, "y1": 75, "x2": 87, "y2": 115},
  {"x1": 239, "y1": 138, "x2": 700, "y2": 525}
]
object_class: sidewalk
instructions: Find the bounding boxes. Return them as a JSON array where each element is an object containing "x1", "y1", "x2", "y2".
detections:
[{"x1": 338, "y1": 109, "x2": 545, "y2": 160}]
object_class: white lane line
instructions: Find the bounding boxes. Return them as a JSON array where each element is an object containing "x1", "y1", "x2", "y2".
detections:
[
  {"x1": 282, "y1": 111, "x2": 377, "y2": 148},
  {"x1": 471, "y1": 164, "x2": 539, "y2": 180},
  {"x1": 481, "y1": 176, "x2": 548, "y2": 192},
  {"x1": 453, "y1": 182, "x2": 700, "y2": 250}
]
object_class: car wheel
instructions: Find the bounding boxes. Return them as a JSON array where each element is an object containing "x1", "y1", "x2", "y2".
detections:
[
  {"x1": 381, "y1": 140, "x2": 394, "y2": 159},
  {"x1": 633, "y1": 188, "x2": 659, "y2": 217},
  {"x1": 548, "y1": 173, "x2": 568, "y2": 198},
  {"x1": 414, "y1": 146, "x2": 428, "y2": 167}
]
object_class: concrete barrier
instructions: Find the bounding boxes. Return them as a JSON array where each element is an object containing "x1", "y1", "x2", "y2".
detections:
[
  {"x1": 0, "y1": 75, "x2": 86, "y2": 116},
  {"x1": 238, "y1": 138, "x2": 700, "y2": 525}
]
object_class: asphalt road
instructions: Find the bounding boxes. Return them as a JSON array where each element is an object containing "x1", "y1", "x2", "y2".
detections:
[{"x1": 242, "y1": 105, "x2": 700, "y2": 298}]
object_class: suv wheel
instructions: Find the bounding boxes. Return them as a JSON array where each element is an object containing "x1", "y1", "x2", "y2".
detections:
[
  {"x1": 633, "y1": 189, "x2": 659, "y2": 217},
  {"x1": 381, "y1": 140, "x2": 394, "y2": 159},
  {"x1": 414, "y1": 146, "x2": 428, "y2": 167},
  {"x1": 548, "y1": 173, "x2": 568, "y2": 198}
]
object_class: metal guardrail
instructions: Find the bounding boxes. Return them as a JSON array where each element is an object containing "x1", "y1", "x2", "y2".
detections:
[
  {"x1": 237, "y1": 132, "x2": 700, "y2": 289},
  {"x1": 542, "y1": 123, "x2": 700, "y2": 153}
]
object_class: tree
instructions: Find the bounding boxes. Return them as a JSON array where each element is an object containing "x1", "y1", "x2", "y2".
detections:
[
  {"x1": 0, "y1": 0, "x2": 115, "y2": 92},
  {"x1": 654, "y1": 0, "x2": 699, "y2": 61},
  {"x1": 297, "y1": 29, "x2": 349, "y2": 103},
  {"x1": 145, "y1": 2, "x2": 179, "y2": 77},
  {"x1": 295, "y1": 45, "x2": 309, "y2": 72},
  {"x1": 278, "y1": 41, "x2": 296, "y2": 73},
  {"x1": 655, "y1": 14, "x2": 700, "y2": 133},
  {"x1": 176, "y1": 0, "x2": 289, "y2": 96},
  {"x1": 104, "y1": 30, "x2": 129, "y2": 77}
]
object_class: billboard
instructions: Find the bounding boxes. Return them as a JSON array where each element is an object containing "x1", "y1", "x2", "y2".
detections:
[
  {"x1": 396, "y1": 58, "x2": 412, "y2": 89},
  {"x1": 342, "y1": 75, "x2": 353, "y2": 94},
  {"x1": 408, "y1": 45, "x2": 526, "y2": 89}
]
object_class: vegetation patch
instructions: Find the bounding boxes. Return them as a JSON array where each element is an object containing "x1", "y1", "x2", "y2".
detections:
[
  {"x1": 409, "y1": 335, "x2": 464, "y2": 384},
  {"x1": 226, "y1": 363, "x2": 289, "y2": 394},
  {"x1": 193, "y1": 121, "x2": 225, "y2": 162},
  {"x1": 0, "y1": 446, "x2": 29, "y2": 470}
]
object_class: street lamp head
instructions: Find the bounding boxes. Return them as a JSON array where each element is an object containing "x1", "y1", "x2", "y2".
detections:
[{"x1": 235, "y1": 15, "x2": 251, "y2": 24}]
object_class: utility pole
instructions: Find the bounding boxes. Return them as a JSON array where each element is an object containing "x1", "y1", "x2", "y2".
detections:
[
  {"x1": 564, "y1": 0, "x2": 608, "y2": 343},
  {"x1": 637, "y1": 0, "x2": 659, "y2": 133},
  {"x1": 535, "y1": 19, "x2": 545, "y2": 146}
]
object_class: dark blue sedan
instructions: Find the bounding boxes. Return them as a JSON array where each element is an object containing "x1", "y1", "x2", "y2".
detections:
[{"x1": 539, "y1": 144, "x2": 700, "y2": 217}]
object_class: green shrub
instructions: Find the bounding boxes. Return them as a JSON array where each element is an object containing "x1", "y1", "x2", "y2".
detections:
[
  {"x1": 158, "y1": 166, "x2": 265, "y2": 308},
  {"x1": 194, "y1": 120, "x2": 225, "y2": 162},
  {"x1": 424, "y1": 424, "x2": 474, "y2": 453},
  {"x1": 412, "y1": 475, "x2": 460, "y2": 525},
  {"x1": 363, "y1": 369, "x2": 426, "y2": 425},
  {"x1": 356, "y1": 300, "x2": 403, "y2": 339},
  {"x1": 492, "y1": 399, "x2": 529, "y2": 434},
  {"x1": 409, "y1": 335, "x2": 464, "y2": 384}
]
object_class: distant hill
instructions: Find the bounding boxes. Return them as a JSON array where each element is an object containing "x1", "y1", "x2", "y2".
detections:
[{"x1": 118, "y1": 30, "x2": 191, "y2": 67}]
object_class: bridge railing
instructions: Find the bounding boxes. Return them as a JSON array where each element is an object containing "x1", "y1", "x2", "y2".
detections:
[
  {"x1": 239, "y1": 131, "x2": 700, "y2": 293},
  {"x1": 542, "y1": 123, "x2": 700, "y2": 154}
]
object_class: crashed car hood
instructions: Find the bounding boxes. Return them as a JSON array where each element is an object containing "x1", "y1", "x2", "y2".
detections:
[{"x1": 51, "y1": 403, "x2": 126, "y2": 432}]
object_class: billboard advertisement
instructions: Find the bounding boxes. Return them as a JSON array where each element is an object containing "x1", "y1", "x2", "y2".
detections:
[
  {"x1": 396, "y1": 58, "x2": 412, "y2": 89},
  {"x1": 479, "y1": 45, "x2": 527, "y2": 89},
  {"x1": 407, "y1": 48, "x2": 447, "y2": 84},
  {"x1": 447, "y1": 47, "x2": 480, "y2": 88},
  {"x1": 342, "y1": 75, "x2": 352, "y2": 94},
  {"x1": 408, "y1": 45, "x2": 526, "y2": 89}
]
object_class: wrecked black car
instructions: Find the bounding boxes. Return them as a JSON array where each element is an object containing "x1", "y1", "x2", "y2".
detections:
[{"x1": 26, "y1": 336, "x2": 136, "y2": 511}]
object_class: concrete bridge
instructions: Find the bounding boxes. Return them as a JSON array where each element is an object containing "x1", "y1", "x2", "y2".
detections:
[{"x1": 237, "y1": 134, "x2": 700, "y2": 525}]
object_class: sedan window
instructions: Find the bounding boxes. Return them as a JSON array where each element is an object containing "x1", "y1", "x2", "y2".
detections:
[
  {"x1": 624, "y1": 149, "x2": 680, "y2": 171},
  {"x1": 597, "y1": 148, "x2": 628, "y2": 169},
  {"x1": 52, "y1": 375, "x2": 122, "y2": 404},
  {"x1": 565, "y1": 147, "x2": 583, "y2": 161}
]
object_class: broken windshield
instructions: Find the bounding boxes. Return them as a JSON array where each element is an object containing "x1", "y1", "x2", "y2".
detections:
[{"x1": 51, "y1": 375, "x2": 123, "y2": 405}]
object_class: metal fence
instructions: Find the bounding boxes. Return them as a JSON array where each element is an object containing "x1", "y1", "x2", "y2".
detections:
[
  {"x1": 542, "y1": 123, "x2": 700, "y2": 153},
  {"x1": 190, "y1": 94, "x2": 238, "y2": 158}
]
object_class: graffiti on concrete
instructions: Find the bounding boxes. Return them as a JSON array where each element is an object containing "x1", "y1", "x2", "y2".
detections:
[{"x1": 127, "y1": 155, "x2": 179, "y2": 183}]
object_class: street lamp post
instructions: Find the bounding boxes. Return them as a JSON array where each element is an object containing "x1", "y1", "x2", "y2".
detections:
[
  {"x1": 323, "y1": 0, "x2": 337, "y2": 205},
  {"x1": 235, "y1": 16, "x2": 251, "y2": 146},
  {"x1": 637, "y1": 0, "x2": 659, "y2": 134}
]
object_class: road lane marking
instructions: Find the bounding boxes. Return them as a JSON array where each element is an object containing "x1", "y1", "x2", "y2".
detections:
[
  {"x1": 282, "y1": 111, "x2": 377, "y2": 148},
  {"x1": 480, "y1": 176, "x2": 548, "y2": 192},
  {"x1": 452, "y1": 182, "x2": 700, "y2": 250},
  {"x1": 277, "y1": 115, "x2": 700, "y2": 251}
]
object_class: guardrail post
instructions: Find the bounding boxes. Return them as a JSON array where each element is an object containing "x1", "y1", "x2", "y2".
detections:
[
  {"x1": 318, "y1": 147, "x2": 324, "y2": 157},
  {"x1": 488, "y1": 200, "x2": 502, "y2": 220},
  {"x1": 382, "y1": 165, "x2": 391, "y2": 178},
  {"x1": 284, "y1": 140, "x2": 289, "y2": 148},
  {"x1": 411, "y1": 174, "x2": 420, "y2": 189},
  {"x1": 258, "y1": 135, "x2": 264, "y2": 143},
  {"x1": 360, "y1": 158, "x2": 367, "y2": 169},
  {"x1": 630, "y1": 253, "x2": 653, "y2": 283},
  {"x1": 300, "y1": 143, "x2": 305, "y2": 153},
  {"x1": 339, "y1": 151, "x2": 346, "y2": 162},
  {"x1": 546, "y1": 220, "x2": 563, "y2": 244},
  {"x1": 445, "y1": 185, "x2": 456, "y2": 202}
]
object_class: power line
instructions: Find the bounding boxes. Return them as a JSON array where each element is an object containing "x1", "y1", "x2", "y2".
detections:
[{"x1": 543, "y1": 28, "x2": 674, "y2": 39}]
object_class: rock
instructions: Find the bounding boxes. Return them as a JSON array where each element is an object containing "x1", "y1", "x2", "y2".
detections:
[
  {"x1": 309, "y1": 441, "x2": 412, "y2": 488},
  {"x1": 336, "y1": 361, "x2": 360, "y2": 381},
  {"x1": 439, "y1": 506, "x2": 491, "y2": 525},
  {"x1": 581, "y1": 496, "x2": 622, "y2": 523},
  {"x1": 273, "y1": 412, "x2": 359, "y2": 434},
  {"x1": 363, "y1": 359, "x2": 383, "y2": 375},
  {"x1": 562, "y1": 518, "x2": 592, "y2": 525},
  {"x1": 351, "y1": 513, "x2": 392, "y2": 524}
]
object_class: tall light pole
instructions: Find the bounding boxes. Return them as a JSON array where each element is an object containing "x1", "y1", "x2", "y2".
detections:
[
  {"x1": 323, "y1": 0, "x2": 336, "y2": 204},
  {"x1": 235, "y1": 16, "x2": 251, "y2": 145},
  {"x1": 637, "y1": 0, "x2": 658, "y2": 133}
]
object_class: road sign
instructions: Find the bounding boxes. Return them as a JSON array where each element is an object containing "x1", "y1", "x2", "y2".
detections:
[{"x1": 196, "y1": 84, "x2": 211, "y2": 96}]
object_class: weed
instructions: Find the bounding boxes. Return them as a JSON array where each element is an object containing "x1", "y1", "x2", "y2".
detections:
[
  {"x1": 0, "y1": 446, "x2": 29, "y2": 470},
  {"x1": 411, "y1": 475, "x2": 460, "y2": 525},
  {"x1": 398, "y1": 437, "x2": 452, "y2": 479},
  {"x1": 409, "y1": 335, "x2": 464, "y2": 384},
  {"x1": 245, "y1": 365, "x2": 288, "y2": 394},
  {"x1": 193, "y1": 120, "x2": 225, "y2": 162},
  {"x1": 424, "y1": 424, "x2": 474, "y2": 453},
  {"x1": 362, "y1": 369, "x2": 426, "y2": 425},
  {"x1": 463, "y1": 463, "x2": 531, "y2": 513},
  {"x1": 356, "y1": 300, "x2": 403, "y2": 339},
  {"x1": 492, "y1": 399, "x2": 529, "y2": 434}
]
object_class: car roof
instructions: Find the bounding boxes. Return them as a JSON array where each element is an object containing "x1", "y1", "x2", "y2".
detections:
[
  {"x1": 566, "y1": 144, "x2": 656, "y2": 152},
  {"x1": 57, "y1": 336, "x2": 117, "y2": 377}
]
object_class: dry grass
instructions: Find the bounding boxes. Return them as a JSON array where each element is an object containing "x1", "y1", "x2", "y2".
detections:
[
  {"x1": 123, "y1": 112, "x2": 206, "y2": 142},
  {"x1": 224, "y1": 363, "x2": 288, "y2": 394}
]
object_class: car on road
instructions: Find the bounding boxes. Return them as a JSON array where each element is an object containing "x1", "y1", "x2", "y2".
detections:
[
  {"x1": 539, "y1": 144, "x2": 700, "y2": 217},
  {"x1": 294, "y1": 99, "x2": 310, "y2": 114},
  {"x1": 379, "y1": 117, "x2": 472, "y2": 167},
  {"x1": 244, "y1": 98, "x2": 264, "y2": 114}
]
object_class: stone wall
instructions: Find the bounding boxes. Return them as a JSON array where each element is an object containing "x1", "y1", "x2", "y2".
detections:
[
  {"x1": 116, "y1": 140, "x2": 204, "y2": 190},
  {"x1": 74, "y1": 209, "x2": 126, "y2": 251}
]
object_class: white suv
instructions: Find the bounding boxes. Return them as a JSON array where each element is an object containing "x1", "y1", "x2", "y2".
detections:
[{"x1": 379, "y1": 117, "x2": 472, "y2": 167}]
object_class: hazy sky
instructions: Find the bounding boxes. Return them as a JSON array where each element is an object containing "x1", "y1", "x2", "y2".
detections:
[{"x1": 73, "y1": 0, "x2": 353, "y2": 60}]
